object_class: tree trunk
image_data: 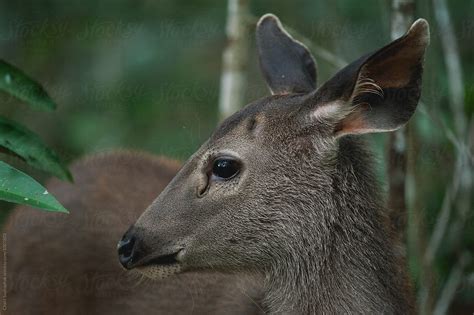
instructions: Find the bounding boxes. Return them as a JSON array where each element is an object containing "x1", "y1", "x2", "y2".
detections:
[
  {"x1": 388, "y1": 0, "x2": 414, "y2": 248},
  {"x1": 218, "y1": 0, "x2": 250, "y2": 121}
]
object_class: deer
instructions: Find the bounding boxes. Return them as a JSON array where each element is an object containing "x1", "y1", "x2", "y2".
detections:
[
  {"x1": 1, "y1": 13, "x2": 429, "y2": 315},
  {"x1": 117, "y1": 14, "x2": 429, "y2": 314},
  {"x1": 2, "y1": 152, "x2": 263, "y2": 314}
]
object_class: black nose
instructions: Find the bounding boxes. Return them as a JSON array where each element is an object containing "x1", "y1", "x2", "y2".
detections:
[{"x1": 117, "y1": 231, "x2": 136, "y2": 269}]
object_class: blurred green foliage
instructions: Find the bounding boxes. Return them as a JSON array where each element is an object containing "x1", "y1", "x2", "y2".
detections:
[{"x1": 0, "y1": 58, "x2": 70, "y2": 212}]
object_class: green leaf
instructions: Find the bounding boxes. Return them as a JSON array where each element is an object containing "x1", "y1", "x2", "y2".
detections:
[
  {"x1": 0, "y1": 60, "x2": 57, "y2": 111},
  {"x1": 0, "y1": 161, "x2": 68, "y2": 213},
  {"x1": 0, "y1": 116, "x2": 72, "y2": 181}
]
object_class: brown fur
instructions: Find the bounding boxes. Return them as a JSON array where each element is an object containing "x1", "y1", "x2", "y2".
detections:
[
  {"x1": 1, "y1": 151, "x2": 263, "y2": 315},
  {"x1": 2, "y1": 14, "x2": 429, "y2": 315}
]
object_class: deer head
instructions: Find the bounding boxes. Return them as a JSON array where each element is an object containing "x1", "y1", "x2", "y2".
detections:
[{"x1": 118, "y1": 13, "x2": 429, "y2": 313}]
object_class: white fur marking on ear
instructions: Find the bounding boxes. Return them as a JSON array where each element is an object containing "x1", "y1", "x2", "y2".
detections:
[
  {"x1": 350, "y1": 74, "x2": 384, "y2": 106},
  {"x1": 309, "y1": 100, "x2": 353, "y2": 123},
  {"x1": 311, "y1": 102, "x2": 341, "y2": 120}
]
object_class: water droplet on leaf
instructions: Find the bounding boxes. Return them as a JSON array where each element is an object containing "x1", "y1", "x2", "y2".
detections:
[{"x1": 4, "y1": 74, "x2": 12, "y2": 84}]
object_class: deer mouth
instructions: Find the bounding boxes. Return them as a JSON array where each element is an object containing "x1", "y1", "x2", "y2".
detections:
[
  {"x1": 147, "y1": 252, "x2": 179, "y2": 266},
  {"x1": 136, "y1": 251, "x2": 183, "y2": 280}
]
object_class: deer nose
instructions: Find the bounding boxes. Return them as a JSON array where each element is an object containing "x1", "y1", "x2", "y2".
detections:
[{"x1": 117, "y1": 231, "x2": 137, "y2": 269}]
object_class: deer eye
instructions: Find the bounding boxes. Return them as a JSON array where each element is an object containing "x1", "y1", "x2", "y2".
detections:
[{"x1": 211, "y1": 158, "x2": 240, "y2": 180}]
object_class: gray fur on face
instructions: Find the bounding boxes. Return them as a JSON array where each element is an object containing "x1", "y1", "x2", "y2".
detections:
[
  {"x1": 133, "y1": 95, "x2": 410, "y2": 314},
  {"x1": 130, "y1": 14, "x2": 429, "y2": 314}
]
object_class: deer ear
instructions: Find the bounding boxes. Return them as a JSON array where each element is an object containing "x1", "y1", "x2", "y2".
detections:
[
  {"x1": 256, "y1": 14, "x2": 317, "y2": 95},
  {"x1": 312, "y1": 19, "x2": 429, "y2": 136}
]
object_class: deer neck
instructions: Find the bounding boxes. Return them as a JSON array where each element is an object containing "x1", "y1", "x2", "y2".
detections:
[
  {"x1": 262, "y1": 234, "x2": 411, "y2": 314},
  {"x1": 261, "y1": 138, "x2": 414, "y2": 314}
]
